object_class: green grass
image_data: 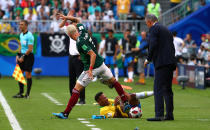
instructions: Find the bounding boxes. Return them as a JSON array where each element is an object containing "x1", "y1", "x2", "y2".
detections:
[{"x1": 0, "y1": 76, "x2": 210, "y2": 130}]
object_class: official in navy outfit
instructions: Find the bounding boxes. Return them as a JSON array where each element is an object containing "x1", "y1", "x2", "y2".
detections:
[
  {"x1": 144, "y1": 14, "x2": 176, "y2": 121},
  {"x1": 59, "y1": 12, "x2": 85, "y2": 104}
]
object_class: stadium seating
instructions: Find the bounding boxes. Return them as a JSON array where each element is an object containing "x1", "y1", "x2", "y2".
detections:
[{"x1": 133, "y1": 5, "x2": 145, "y2": 17}]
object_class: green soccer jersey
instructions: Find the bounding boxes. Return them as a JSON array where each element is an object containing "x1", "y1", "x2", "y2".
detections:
[
  {"x1": 76, "y1": 24, "x2": 104, "y2": 71},
  {"x1": 77, "y1": 23, "x2": 87, "y2": 36}
]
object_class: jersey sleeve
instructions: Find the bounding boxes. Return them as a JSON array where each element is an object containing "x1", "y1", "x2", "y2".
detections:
[{"x1": 28, "y1": 33, "x2": 34, "y2": 45}]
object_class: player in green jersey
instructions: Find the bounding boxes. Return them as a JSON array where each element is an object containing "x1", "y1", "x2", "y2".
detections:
[{"x1": 52, "y1": 14, "x2": 131, "y2": 119}]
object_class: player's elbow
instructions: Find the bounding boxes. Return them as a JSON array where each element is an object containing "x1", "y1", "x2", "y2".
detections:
[
  {"x1": 92, "y1": 52, "x2": 96, "y2": 58},
  {"x1": 28, "y1": 45, "x2": 33, "y2": 52},
  {"x1": 88, "y1": 50, "x2": 96, "y2": 58}
]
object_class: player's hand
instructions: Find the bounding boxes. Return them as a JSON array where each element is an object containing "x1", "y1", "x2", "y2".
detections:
[
  {"x1": 114, "y1": 55, "x2": 117, "y2": 60},
  {"x1": 131, "y1": 48, "x2": 139, "y2": 52},
  {"x1": 131, "y1": 48, "x2": 135, "y2": 51},
  {"x1": 16, "y1": 56, "x2": 19, "y2": 63},
  {"x1": 58, "y1": 13, "x2": 66, "y2": 20},
  {"x1": 87, "y1": 69, "x2": 93, "y2": 80},
  {"x1": 144, "y1": 60, "x2": 149, "y2": 67},
  {"x1": 18, "y1": 57, "x2": 24, "y2": 63}
]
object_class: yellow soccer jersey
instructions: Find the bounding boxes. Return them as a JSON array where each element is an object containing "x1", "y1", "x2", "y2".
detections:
[
  {"x1": 100, "y1": 99, "x2": 115, "y2": 118},
  {"x1": 100, "y1": 99, "x2": 128, "y2": 118}
]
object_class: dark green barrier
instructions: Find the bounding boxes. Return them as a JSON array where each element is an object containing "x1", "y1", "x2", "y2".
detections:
[{"x1": 93, "y1": 33, "x2": 124, "y2": 42}]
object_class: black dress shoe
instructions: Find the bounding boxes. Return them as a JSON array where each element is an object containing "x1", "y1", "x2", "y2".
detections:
[
  {"x1": 164, "y1": 116, "x2": 174, "y2": 120},
  {"x1": 78, "y1": 100, "x2": 86, "y2": 104},
  {"x1": 13, "y1": 93, "x2": 24, "y2": 98},
  {"x1": 24, "y1": 94, "x2": 30, "y2": 99},
  {"x1": 147, "y1": 117, "x2": 164, "y2": 121}
]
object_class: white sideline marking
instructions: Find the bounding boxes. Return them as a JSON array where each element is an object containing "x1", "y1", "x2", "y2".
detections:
[
  {"x1": 197, "y1": 119, "x2": 209, "y2": 121},
  {"x1": 41, "y1": 93, "x2": 63, "y2": 105},
  {"x1": 77, "y1": 118, "x2": 101, "y2": 130},
  {"x1": 86, "y1": 124, "x2": 96, "y2": 127},
  {"x1": 78, "y1": 118, "x2": 86, "y2": 120},
  {"x1": 0, "y1": 90, "x2": 22, "y2": 130},
  {"x1": 91, "y1": 128, "x2": 101, "y2": 130},
  {"x1": 81, "y1": 121, "x2": 90, "y2": 124}
]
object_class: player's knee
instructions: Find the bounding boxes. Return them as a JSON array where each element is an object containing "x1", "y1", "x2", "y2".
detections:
[
  {"x1": 100, "y1": 77, "x2": 116, "y2": 89},
  {"x1": 108, "y1": 77, "x2": 115, "y2": 83},
  {"x1": 74, "y1": 83, "x2": 85, "y2": 92}
]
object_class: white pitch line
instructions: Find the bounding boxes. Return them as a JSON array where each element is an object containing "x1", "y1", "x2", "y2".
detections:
[
  {"x1": 86, "y1": 124, "x2": 96, "y2": 127},
  {"x1": 91, "y1": 128, "x2": 101, "y2": 130},
  {"x1": 41, "y1": 93, "x2": 63, "y2": 105},
  {"x1": 77, "y1": 118, "x2": 86, "y2": 120},
  {"x1": 0, "y1": 90, "x2": 22, "y2": 130},
  {"x1": 197, "y1": 119, "x2": 209, "y2": 121},
  {"x1": 81, "y1": 121, "x2": 90, "y2": 124},
  {"x1": 77, "y1": 118, "x2": 101, "y2": 130}
]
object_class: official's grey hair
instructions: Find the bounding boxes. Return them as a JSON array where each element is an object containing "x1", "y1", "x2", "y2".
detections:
[
  {"x1": 145, "y1": 14, "x2": 158, "y2": 22},
  {"x1": 66, "y1": 25, "x2": 77, "y2": 35}
]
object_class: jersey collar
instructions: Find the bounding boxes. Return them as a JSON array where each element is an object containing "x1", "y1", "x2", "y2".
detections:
[{"x1": 23, "y1": 30, "x2": 28, "y2": 35}]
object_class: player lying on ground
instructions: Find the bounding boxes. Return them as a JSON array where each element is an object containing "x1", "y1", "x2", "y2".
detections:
[
  {"x1": 52, "y1": 13, "x2": 131, "y2": 119},
  {"x1": 95, "y1": 91, "x2": 154, "y2": 118}
]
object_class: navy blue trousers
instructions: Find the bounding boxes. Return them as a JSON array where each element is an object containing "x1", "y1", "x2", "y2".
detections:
[{"x1": 154, "y1": 65, "x2": 174, "y2": 118}]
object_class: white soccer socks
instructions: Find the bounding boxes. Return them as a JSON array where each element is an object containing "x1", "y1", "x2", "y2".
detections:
[{"x1": 135, "y1": 91, "x2": 154, "y2": 99}]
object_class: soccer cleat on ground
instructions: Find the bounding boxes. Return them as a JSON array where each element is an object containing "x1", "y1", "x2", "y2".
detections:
[
  {"x1": 123, "y1": 102, "x2": 131, "y2": 113},
  {"x1": 13, "y1": 93, "x2": 24, "y2": 98},
  {"x1": 24, "y1": 94, "x2": 30, "y2": 99},
  {"x1": 124, "y1": 78, "x2": 133, "y2": 83},
  {"x1": 52, "y1": 112, "x2": 68, "y2": 119}
]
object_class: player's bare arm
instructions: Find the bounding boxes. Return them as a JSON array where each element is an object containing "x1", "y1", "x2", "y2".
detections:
[
  {"x1": 25, "y1": 45, "x2": 33, "y2": 55},
  {"x1": 18, "y1": 45, "x2": 33, "y2": 63},
  {"x1": 58, "y1": 13, "x2": 80, "y2": 23},
  {"x1": 114, "y1": 106, "x2": 126, "y2": 118},
  {"x1": 87, "y1": 50, "x2": 96, "y2": 79},
  {"x1": 58, "y1": 11, "x2": 73, "y2": 28},
  {"x1": 114, "y1": 44, "x2": 119, "y2": 60},
  {"x1": 59, "y1": 18, "x2": 67, "y2": 28},
  {"x1": 16, "y1": 42, "x2": 22, "y2": 63}
]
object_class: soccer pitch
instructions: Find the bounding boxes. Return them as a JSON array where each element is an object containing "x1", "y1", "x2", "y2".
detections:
[{"x1": 0, "y1": 77, "x2": 210, "y2": 130}]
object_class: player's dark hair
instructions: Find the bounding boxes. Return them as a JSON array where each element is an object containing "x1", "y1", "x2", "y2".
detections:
[
  {"x1": 101, "y1": 33, "x2": 106, "y2": 38},
  {"x1": 172, "y1": 31, "x2": 177, "y2": 36},
  {"x1": 126, "y1": 29, "x2": 131, "y2": 32},
  {"x1": 107, "y1": 29, "x2": 114, "y2": 33},
  {"x1": 20, "y1": 20, "x2": 28, "y2": 26},
  {"x1": 95, "y1": 92, "x2": 103, "y2": 101},
  {"x1": 187, "y1": 33, "x2": 192, "y2": 37},
  {"x1": 190, "y1": 54, "x2": 196, "y2": 61}
]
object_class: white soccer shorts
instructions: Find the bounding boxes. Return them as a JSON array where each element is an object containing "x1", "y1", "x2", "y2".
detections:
[{"x1": 77, "y1": 62, "x2": 113, "y2": 87}]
